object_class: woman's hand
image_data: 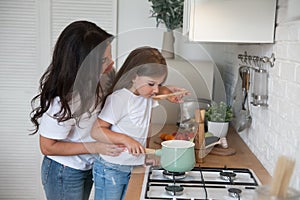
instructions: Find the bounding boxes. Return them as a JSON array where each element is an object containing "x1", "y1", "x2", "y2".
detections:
[{"x1": 92, "y1": 142, "x2": 125, "y2": 156}]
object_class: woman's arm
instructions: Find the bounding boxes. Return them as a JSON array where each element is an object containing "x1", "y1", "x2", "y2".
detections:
[
  {"x1": 91, "y1": 118, "x2": 145, "y2": 154},
  {"x1": 39, "y1": 135, "x2": 123, "y2": 156}
]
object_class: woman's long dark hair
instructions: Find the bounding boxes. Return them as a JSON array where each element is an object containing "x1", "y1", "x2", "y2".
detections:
[{"x1": 30, "y1": 20, "x2": 113, "y2": 134}]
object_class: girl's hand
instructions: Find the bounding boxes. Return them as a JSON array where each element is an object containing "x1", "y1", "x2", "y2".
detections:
[
  {"x1": 123, "y1": 136, "x2": 145, "y2": 156},
  {"x1": 93, "y1": 142, "x2": 125, "y2": 156}
]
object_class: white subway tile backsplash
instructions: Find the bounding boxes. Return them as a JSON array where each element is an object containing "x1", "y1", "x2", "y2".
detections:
[
  {"x1": 286, "y1": 82, "x2": 300, "y2": 105},
  {"x1": 288, "y1": 24, "x2": 299, "y2": 41},
  {"x1": 280, "y1": 61, "x2": 296, "y2": 81},
  {"x1": 278, "y1": 99, "x2": 294, "y2": 121},
  {"x1": 276, "y1": 26, "x2": 290, "y2": 41},
  {"x1": 266, "y1": 95, "x2": 277, "y2": 112},
  {"x1": 287, "y1": 43, "x2": 300, "y2": 62},
  {"x1": 296, "y1": 65, "x2": 300, "y2": 83},
  {"x1": 271, "y1": 77, "x2": 287, "y2": 97},
  {"x1": 292, "y1": 105, "x2": 300, "y2": 124},
  {"x1": 276, "y1": 43, "x2": 289, "y2": 58}
]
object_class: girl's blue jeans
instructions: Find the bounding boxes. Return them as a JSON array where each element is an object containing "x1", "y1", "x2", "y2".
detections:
[
  {"x1": 93, "y1": 157, "x2": 133, "y2": 200},
  {"x1": 41, "y1": 156, "x2": 93, "y2": 200}
]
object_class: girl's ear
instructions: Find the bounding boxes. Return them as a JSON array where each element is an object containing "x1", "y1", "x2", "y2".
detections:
[
  {"x1": 132, "y1": 74, "x2": 138, "y2": 84},
  {"x1": 129, "y1": 74, "x2": 138, "y2": 91}
]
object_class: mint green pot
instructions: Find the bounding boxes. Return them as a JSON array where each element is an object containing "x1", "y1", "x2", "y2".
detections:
[{"x1": 155, "y1": 140, "x2": 195, "y2": 172}]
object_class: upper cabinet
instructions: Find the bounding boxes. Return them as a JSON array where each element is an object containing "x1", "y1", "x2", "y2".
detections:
[{"x1": 183, "y1": 0, "x2": 277, "y2": 43}]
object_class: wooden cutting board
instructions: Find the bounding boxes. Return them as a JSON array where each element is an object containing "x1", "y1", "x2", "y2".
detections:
[{"x1": 209, "y1": 146, "x2": 236, "y2": 156}]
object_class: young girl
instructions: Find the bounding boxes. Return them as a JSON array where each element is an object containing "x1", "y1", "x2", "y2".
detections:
[
  {"x1": 30, "y1": 20, "x2": 124, "y2": 200},
  {"x1": 91, "y1": 47, "x2": 169, "y2": 200}
]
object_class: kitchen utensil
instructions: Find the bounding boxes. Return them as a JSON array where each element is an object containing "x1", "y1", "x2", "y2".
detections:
[
  {"x1": 238, "y1": 92, "x2": 252, "y2": 132},
  {"x1": 205, "y1": 137, "x2": 228, "y2": 149},
  {"x1": 205, "y1": 136, "x2": 219, "y2": 145},
  {"x1": 237, "y1": 66, "x2": 252, "y2": 132},
  {"x1": 146, "y1": 140, "x2": 195, "y2": 172},
  {"x1": 152, "y1": 90, "x2": 188, "y2": 100}
]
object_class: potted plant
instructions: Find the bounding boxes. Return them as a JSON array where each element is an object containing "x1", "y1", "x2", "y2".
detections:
[
  {"x1": 205, "y1": 101, "x2": 233, "y2": 138},
  {"x1": 148, "y1": 0, "x2": 184, "y2": 58}
]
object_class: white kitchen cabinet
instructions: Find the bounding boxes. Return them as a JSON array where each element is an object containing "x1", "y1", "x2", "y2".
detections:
[{"x1": 183, "y1": 0, "x2": 277, "y2": 43}]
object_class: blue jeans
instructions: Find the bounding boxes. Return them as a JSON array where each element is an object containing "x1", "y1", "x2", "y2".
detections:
[
  {"x1": 93, "y1": 157, "x2": 133, "y2": 200},
  {"x1": 41, "y1": 156, "x2": 93, "y2": 200}
]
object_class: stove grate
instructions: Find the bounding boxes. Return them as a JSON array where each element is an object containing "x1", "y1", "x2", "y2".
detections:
[{"x1": 142, "y1": 166, "x2": 261, "y2": 200}]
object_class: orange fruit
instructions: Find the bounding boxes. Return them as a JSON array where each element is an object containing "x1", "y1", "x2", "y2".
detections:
[
  {"x1": 160, "y1": 133, "x2": 168, "y2": 140},
  {"x1": 165, "y1": 134, "x2": 175, "y2": 140}
]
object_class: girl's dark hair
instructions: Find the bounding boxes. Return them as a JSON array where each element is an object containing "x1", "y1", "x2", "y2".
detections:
[
  {"x1": 30, "y1": 20, "x2": 113, "y2": 134},
  {"x1": 102, "y1": 47, "x2": 167, "y2": 107}
]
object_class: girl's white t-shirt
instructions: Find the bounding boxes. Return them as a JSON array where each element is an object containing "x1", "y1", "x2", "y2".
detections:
[
  {"x1": 98, "y1": 88, "x2": 158, "y2": 166},
  {"x1": 39, "y1": 97, "x2": 98, "y2": 170}
]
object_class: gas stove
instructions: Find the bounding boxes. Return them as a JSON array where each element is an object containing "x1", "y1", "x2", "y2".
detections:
[{"x1": 140, "y1": 166, "x2": 261, "y2": 200}]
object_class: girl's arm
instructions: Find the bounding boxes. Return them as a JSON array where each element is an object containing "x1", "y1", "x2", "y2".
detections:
[
  {"x1": 39, "y1": 135, "x2": 124, "y2": 156},
  {"x1": 91, "y1": 118, "x2": 145, "y2": 154}
]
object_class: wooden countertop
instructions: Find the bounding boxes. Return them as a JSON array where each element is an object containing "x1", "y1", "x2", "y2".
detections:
[{"x1": 125, "y1": 125, "x2": 271, "y2": 200}]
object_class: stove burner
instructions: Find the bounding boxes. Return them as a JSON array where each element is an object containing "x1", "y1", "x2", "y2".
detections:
[
  {"x1": 163, "y1": 170, "x2": 186, "y2": 180},
  {"x1": 228, "y1": 188, "x2": 242, "y2": 198},
  {"x1": 165, "y1": 185, "x2": 184, "y2": 196},
  {"x1": 220, "y1": 171, "x2": 237, "y2": 181}
]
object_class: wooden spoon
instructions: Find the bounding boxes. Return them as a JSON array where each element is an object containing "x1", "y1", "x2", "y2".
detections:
[{"x1": 152, "y1": 90, "x2": 188, "y2": 100}]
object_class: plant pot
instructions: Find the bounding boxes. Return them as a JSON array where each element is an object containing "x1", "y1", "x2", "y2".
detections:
[
  {"x1": 161, "y1": 31, "x2": 175, "y2": 59},
  {"x1": 207, "y1": 121, "x2": 229, "y2": 138}
]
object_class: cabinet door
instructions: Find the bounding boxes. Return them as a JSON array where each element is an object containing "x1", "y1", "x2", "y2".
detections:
[{"x1": 183, "y1": 0, "x2": 277, "y2": 43}]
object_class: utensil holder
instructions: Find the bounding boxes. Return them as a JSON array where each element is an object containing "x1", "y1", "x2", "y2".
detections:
[{"x1": 252, "y1": 68, "x2": 268, "y2": 106}]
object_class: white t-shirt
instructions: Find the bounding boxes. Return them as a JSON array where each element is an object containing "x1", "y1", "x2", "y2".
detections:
[
  {"x1": 98, "y1": 88, "x2": 158, "y2": 166},
  {"x1": 39, "y1": 97, "x2": 98, "y2": 170}
]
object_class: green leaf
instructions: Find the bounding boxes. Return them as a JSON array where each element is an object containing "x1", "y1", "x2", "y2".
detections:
[
  {"x1": 148, "y1": 0, "x2": 184, "y2": 30},
  {"x1": 205, "y1": 101, "x2": 233, "y2": 122}
]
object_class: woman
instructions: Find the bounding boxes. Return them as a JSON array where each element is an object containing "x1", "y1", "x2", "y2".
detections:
[{"x1": 30, "y1": 20, "x2": 124, "y2": 200}]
